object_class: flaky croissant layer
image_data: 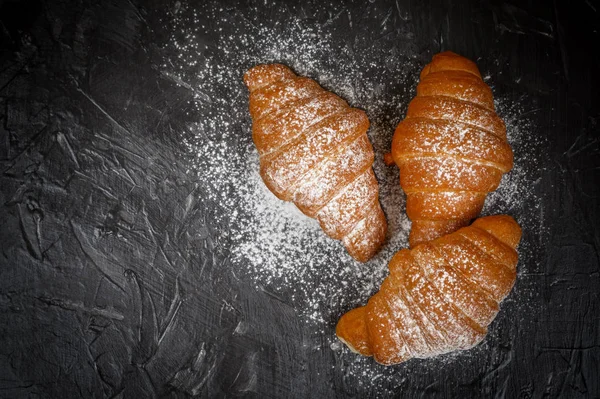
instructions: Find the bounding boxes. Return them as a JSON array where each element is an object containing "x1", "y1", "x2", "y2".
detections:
[
  {"x1": 336, "y1": 215, "x2": 521, "y2": 365},
  {"x1": 244, "y1": 64, "x2": 387, "y2": 262},
  {"x1": 391, "y1": 52, "x2": 513, "y2": 247}
]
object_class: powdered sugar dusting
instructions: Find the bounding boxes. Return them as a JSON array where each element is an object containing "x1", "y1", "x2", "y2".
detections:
[
  {"x1": 160, "y1": 0, "x2": 546, "y2": 383},
  {"x1": 161, "y1": 1, "x2": 415, "y2": 328},
  {"x1": 483, "y1": 95, "x2": 548, "y2": 267}
]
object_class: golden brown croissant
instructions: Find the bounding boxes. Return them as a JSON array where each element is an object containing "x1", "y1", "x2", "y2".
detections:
[
  {"x1": 336, "y1": 215, "x2": 521, "y2": 365},
  {"x1": 390, "y1": 52, "x2": 513, "y2": 247},
  {"x1": 244, "y1": 64, "x2": 387, "y2": 262}
]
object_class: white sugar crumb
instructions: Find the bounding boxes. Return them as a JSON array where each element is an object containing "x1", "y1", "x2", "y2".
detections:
[{"x1": 162, "y1": 0, "x2": 545, "y2": 383}]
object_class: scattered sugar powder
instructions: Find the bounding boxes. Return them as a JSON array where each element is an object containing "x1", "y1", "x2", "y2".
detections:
[
  {"x1": 483, "y1": 94, "x2": 549, "y2": 269},
  {"x1": 159, "y1": 0, "x2": 547, "y2": 382},
  {"x1": 160, "y1": 0, "x2": 419, "y2": 325}
]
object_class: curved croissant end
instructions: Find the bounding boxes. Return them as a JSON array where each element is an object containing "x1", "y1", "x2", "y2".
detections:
[
  {"x1": 391, "y1": 51, "x2": 513, "y2": 247},
  {"x1": 244, "y1": 64, "x2": 387, "y2": 262},
  {"x1": 336, "y1": 215, "x2": 521, "y2": 365}
]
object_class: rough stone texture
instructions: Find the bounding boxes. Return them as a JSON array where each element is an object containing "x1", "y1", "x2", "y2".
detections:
[{"x1": 0, "y1": 0, "x2": 598, "y2": 397}]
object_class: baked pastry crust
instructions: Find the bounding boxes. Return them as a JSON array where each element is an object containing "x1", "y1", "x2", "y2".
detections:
[
  {"x1": 336, "y1": 215, "x2": 521, "y2": 365},
  {"x1": 244, "y1": 64, "x2": 387, "y2": 262},
  {"x1": 391, "y1": 52, "x2": 513, "y2": 247}
]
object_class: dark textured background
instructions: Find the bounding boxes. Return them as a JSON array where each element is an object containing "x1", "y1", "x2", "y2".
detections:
[{"x1": 0, "y1": 0, "x2": 599, "y2": 398}]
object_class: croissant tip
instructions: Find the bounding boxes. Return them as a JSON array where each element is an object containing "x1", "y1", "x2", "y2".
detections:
[
  {"x1": 336, "y1": 306, "x2": 373, "y2": 356},
  {"x1": 336, "y1": 334, "x2": 363, "y2": 355},
  {"x1": 472, "y1": 215, "x2": 522, "y2": 248},
  {"x1": 421, "y1": 51, "x2": 482, "y2": 80},
  {"x1": 243, "y1": 63, "x2": 295, "y2": 92}
]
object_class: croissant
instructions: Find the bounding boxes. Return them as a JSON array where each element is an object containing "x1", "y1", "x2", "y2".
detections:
[
  {"x1": 244, "y1": 64, "x2": 387, "y2": 262},
  {"x1": 390, "y1": 52, "x2": 513, "y2": 247},
  {"x1": 336, "y1": 215, "x2": 521, "y2": 365}
]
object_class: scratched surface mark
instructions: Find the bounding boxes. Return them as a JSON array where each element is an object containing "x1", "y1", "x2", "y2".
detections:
[{"x1": 0, "y1": 0, "x2": 598, "y2": 398}]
